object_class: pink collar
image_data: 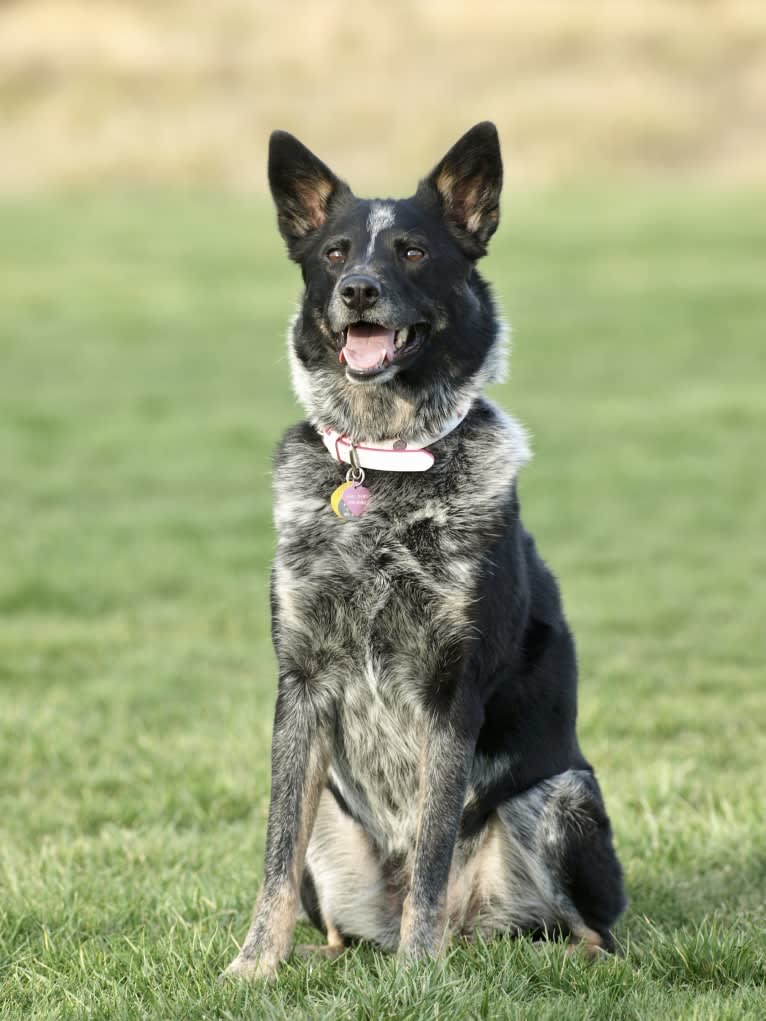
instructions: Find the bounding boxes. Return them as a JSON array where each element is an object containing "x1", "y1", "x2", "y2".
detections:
[{"x1": 318, "y1": 404, "x2": 471, "y2": 473}]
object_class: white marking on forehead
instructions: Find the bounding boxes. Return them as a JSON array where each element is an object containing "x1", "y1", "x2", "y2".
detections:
[{"x1": 365, "y1": 202, "x2": 395, "y2": 258}]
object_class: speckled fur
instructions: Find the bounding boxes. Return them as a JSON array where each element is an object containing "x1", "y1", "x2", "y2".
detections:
[{"x1": 224, "y1": 124, "x2": 625, "y2": 981}]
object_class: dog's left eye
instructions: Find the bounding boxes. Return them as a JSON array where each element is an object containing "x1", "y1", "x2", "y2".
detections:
[
  {"x1": 325, "y1": 248, "x2": 346, "y2": 265},
  {"x1": 403, "y1": 247, "x2": 426, "y2": 263}
]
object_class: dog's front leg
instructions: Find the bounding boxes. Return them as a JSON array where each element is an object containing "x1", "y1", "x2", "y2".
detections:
[
  {"x1": 224, "y1": 677, "x2": 333, "y2": 981},
  {"x1": 400, "y1": 711, "x2": 477, "y2": 959}
]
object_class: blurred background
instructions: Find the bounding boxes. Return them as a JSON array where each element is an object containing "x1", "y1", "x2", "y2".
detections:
[
  {"x1": 2, "y1": 3, "x2": 766, "y2": 1015},
  {"x1": 2, "y1": 0, "x2": 766, "y2": 192}
]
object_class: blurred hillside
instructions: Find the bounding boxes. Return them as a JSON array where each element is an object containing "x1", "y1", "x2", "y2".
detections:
[{"x1": 1, "y1": 0, "x2": 765, "y2": 193}]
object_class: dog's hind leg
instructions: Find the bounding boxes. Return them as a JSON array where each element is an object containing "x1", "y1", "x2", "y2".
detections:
[
  {"x1": 497, "y1": 769, "x2": 626, "y2": 951},
  {"x1": 535, "y1": 769, "x2": 626, "y2": 951},
  {"x1": 454, "y1": 770, "x2": 625, "y2": 952}
]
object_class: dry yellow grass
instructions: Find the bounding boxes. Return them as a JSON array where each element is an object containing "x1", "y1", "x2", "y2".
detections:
[{"x1": 1, "y1": 0, "x2": 765, "y2": 192}]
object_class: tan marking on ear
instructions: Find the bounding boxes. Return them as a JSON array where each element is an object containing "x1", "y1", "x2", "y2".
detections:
[
  {"x1": 435, "y1": 171, "x2": 490, "y2": 237},
  {"x1": 295, "y1": 178, "x2": 334, "y2": 232},
  {"x1": 434, "y1": 168, "x2": 456, "y2": 204}
]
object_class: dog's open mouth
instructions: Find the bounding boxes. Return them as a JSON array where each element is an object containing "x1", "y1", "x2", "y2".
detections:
[{"x1": 340, "y1": 322, "x2": 428, "y2": 379}]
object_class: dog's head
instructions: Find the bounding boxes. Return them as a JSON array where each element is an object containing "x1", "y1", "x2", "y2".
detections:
[{"x1": 269, "y1": 123, "x2": 507, "y2": 441}]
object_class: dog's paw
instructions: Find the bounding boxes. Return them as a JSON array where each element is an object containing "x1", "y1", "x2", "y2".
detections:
[
  {"x1": 219, "y1": 951, "x2": 281, "y2": 983},
  {"x1": 397, "y1": 942, "x2": 430, "y2": 962},
  {"x1": 294, "y1": 942, "x2": 345, "y2": 961},
  {"x1": 398, "y1": 940, "x2": 441, "y2": 962},
  {"x1": 565, "y1": 927, "x2": 607, "y2": 963},
  {"x1": 397, "y1": 927, "x2": 447, "y2": 962},
  {"x1": 398, "y1": 896, "x2": 448, "y2": 961}
]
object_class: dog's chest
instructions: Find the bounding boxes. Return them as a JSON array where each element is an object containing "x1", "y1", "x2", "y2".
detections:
[
  {"x1": 276, "y1": 497, "x2": 475, "y2": 853},
  {"x1": 331, "y1": 653, "x2": 424, "y2": 853},
  {"x1": 327, "y1": 543, "x2": 452, "y2": 853}
]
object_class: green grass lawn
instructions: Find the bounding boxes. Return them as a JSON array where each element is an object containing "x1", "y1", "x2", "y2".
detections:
[{"x1": 1, "y1": 188, "x2": 764, "y2": 1020}]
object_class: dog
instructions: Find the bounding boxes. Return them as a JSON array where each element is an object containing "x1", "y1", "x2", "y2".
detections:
[{"x1": 224, "y1": 122, "x2": 626, "y2": 981}]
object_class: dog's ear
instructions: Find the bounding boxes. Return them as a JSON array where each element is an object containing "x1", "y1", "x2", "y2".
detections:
[
  {"x1": 418, "y1": 122, "x2": 502, "y2": 258},
  {"x1": 268, "y1": 131, "x2": 351, "y2": 258}
]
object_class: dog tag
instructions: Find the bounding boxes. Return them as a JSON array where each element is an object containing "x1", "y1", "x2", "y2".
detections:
[{"x1": 330, "y1": 481, "x2": 371, "y2": 520}]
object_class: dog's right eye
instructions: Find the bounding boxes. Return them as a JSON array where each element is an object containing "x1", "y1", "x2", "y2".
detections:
[{"x1": 325, "y1": 248, "x2": 345, "y2": 265}]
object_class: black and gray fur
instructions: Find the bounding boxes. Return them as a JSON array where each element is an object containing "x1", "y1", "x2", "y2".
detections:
[{"x1": 224, "y1": 123, "x2": 625, "y2": 981}]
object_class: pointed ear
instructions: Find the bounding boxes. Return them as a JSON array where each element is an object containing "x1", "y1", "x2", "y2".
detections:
[
  {"x1": 268, "y1": 131, "x2": 351, "y2": 258},
  {"x1": 417, "y1": 122, "x2": 502, "y2": 258}
]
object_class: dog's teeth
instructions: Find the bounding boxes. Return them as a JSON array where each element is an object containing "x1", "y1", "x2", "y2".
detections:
[{"x1": 395, "y1": 328, "x2": 408, "y2": 350}]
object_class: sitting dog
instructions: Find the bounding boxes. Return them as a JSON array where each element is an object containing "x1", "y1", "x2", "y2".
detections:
[{"x1": 224, "y1": 122, "x2": 626, "y2": 980}]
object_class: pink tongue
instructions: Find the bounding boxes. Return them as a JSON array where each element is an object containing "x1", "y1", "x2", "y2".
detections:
[{"x1": 343, "y1": 324, "x2": 396, "y2": 371}]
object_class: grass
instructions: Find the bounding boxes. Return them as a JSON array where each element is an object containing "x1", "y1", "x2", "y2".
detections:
[{"x1": 1, "y1": 187, "x2": 765, "y2": 1019}]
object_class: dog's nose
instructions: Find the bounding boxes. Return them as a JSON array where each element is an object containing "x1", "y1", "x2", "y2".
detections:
[{"x1": 339, "y1": 274, "x2": 381, "y2": 312}]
